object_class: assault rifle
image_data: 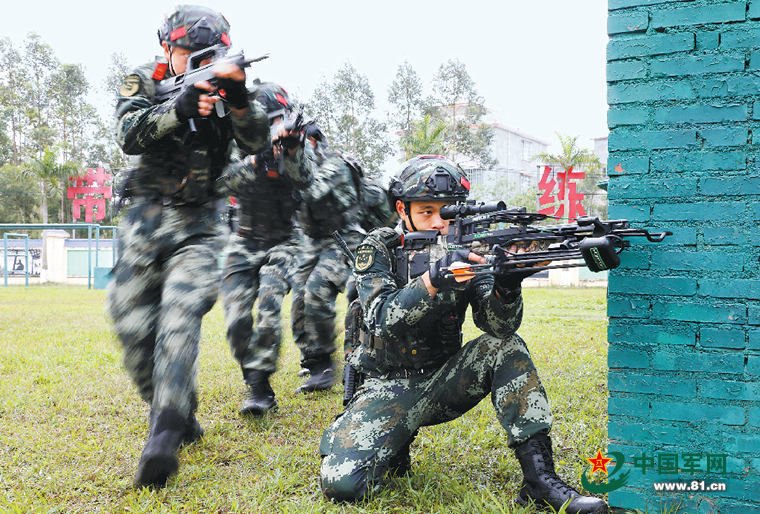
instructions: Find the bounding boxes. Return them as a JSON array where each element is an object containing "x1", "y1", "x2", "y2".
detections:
[
  {"x1": 396, "y1": 200, "x2": 672, "y2": 285},
  {"x1": 154, "y1": 43, "x2": 269, "y2": 131},
  {"x1": 253, "y1": 106, "x2": 308, "y2": 175}
]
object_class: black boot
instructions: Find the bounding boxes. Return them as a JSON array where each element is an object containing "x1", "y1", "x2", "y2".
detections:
[
  {"x1": 182, "y1": 393, "x2": 204, "y2": 445},
  {"x1": 134, "y1": 409, "x2": 186, "y2": 488},
  {"x1": 240, "y1": 370, "x2": 277, "y2": 416},
  {"x1": 515, "y1": 432, "x2": 607, "y2": 514},
  {"x1": 387, "y1": 433, "x2": 415, "y2": 477},
  {"x1": 182, "y1": 414, "x2": 204, "y2": 445},
  {"x1": 296, "y1": 356, "x2": 338, "y2": 393}
]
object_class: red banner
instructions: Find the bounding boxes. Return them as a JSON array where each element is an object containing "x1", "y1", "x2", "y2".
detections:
[
  {"x1": 537, "y1": 166, "x2": 586, "y2": 219},
  {"x1": 68, "y1": 168, "x2": 112, "y2": 223}
]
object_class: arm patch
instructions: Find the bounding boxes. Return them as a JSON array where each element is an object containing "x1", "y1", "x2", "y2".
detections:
[
  {"x1": 119, "y1": 74, "x2": 141, "y2": 97},
  {"x1": 354, "y1": 244, "x2": 376, "y2": 272}
]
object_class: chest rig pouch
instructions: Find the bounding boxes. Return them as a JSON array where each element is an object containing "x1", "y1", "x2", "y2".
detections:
[{"x1": 238, "y1": 173, "x2": 299, "y2": 241}]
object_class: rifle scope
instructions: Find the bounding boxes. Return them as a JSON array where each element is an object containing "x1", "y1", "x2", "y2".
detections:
[{"x1": 440, "y1": 201, "x2": 507, "y2": 219}]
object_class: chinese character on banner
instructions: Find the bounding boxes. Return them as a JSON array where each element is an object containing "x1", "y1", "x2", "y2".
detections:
[
  {"x1": 537, "y1": 165, "x2": 586, "y2": 219},
  {"x1": 68, "y1": 168, "x2": 112, "y2": 223}
]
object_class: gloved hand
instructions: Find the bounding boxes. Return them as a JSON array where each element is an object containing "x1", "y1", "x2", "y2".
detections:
[
  {"x1": 175, "y1": 85, "x2": 205, "y2": 122},
  {"x1": 216, "y1": 77, "x2": 249, "y2": 110},
  {"x1": 428, "y1": 249, "x2": 477, "y2": 290},
  {"x1": 494, "y1": 267, "x2": 541, "y2": 293},
  {"x1": 492, "y1": 244, "x2": 543, "y2": 294}
]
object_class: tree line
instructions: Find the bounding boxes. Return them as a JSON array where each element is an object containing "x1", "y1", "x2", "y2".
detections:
[
  {"x1": 0, "y1": 34, "x2": 128, "y2": 225},
  {"x1": 0, "y1": 33, "x2": 499, "y2": 225},
  {"x1": 1, "y1": 32, "x2": 606, "y2": 225}
]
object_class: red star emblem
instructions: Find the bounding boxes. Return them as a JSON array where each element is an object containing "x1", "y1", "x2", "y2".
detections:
[{"x1": 586, "y1": 450, "x2": 613, "y2": 475}]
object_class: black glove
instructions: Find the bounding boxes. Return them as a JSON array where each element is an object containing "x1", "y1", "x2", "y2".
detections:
[
  {"x1": 175, "y1": 85, "x2": 204, "y2": 122},
  {"x1": 492, "y1": 244, "x2": 542, "y2": 294},
  {"x1": 217, "y1": 77, "x2": 249, "y2": 110},
  {"x1": 428, "y1": 249, "x2": 475, "y2": 290},
  {"x1": 494, "y1": 268, "x2": 540, "y2": 293}
]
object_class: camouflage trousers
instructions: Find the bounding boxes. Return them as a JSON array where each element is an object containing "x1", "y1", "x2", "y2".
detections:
[
  {"x1": 319, "y1": 332, "x2": 554, "y2": 501},
  {"x1": 106, "y1": 202, "x2": 225, "y2": 418},
  {"x1": 220, "y1": 233, "x2": 299, "y2": 375},
  {"x1": 290, "y1": 232, "x2": 361, "y2": 368}
]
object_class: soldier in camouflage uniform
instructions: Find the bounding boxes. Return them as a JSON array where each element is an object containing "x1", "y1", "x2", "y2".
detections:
[
  {"x1": 220, "y1": 82, "x2": 311, "y2": 416},
  {"x1": 318, "y1": 156, "x2": 607, "y2": 514},
  {"x1": 290, "y1": 125, "x2": 363, "y2": 392},
  {"x1": 106, "y1": 6, "x2": 280, "y2": 488}
]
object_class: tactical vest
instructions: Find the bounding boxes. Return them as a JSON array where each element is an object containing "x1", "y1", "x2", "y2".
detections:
[
  {"x1": 122, "y1": 61, "x2": 232, "y2": 206},
  {"x1": 237, "y1": 174, "x2": 299, "y2": 242},
  {"x1": 299, "y1": 155, "x2": 362, "y2": 237},
  {"x1": 350, "y1": 228, "x2": 463, "y2": 376}
]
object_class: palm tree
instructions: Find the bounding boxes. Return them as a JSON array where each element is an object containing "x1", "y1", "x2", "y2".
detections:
[
  {"x1": 399, "y1": 114, "x2": 450, "y2": 161},
  {"x1": 533, "y1": 132, "x2": 602, "y2": 173},
  {"x1": 20, "y1": 147, "x2": 79, "y2": 224},
  {"x1": 533, "y1": 132, "x2": 607, "y2": 219}
]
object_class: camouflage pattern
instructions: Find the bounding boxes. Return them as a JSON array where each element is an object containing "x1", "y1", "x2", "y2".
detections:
[
  {"x1": 297, "y1": 145, "x2": 362, "y2": 239},
  {"x1": 318, "y1": 227, "x2": 553, "y2": 501},
  {"x1": 358, "y1": 180, "x2": 398, "y2": 233},
  {"x1": 290, "y1": 144, "x2": 364, "y2": 368},
  {"x1": 116, "y1": 61, "x2": 271, "y2": 204},
  {"x1": 107, "y1": 203, "x2": 226, "y2": 415},
  {"x1": 290, "y1": 231, "x2": 362, "y2": 368},
  {"x1": 220, "y1": 148, "x2": 312, "y2": 376},
  {"x1": 158, "y1": 5, "x2": 230, "y2": 50},
  {"x1": 221, "y1": 233, "x2": 301, "y2": 374},
  {"x1": 388, "y1": 155, "x2": 470, "y2": 204},
  {"x1": 107, "y1": 58, "x2": 270, "y2": 420}
]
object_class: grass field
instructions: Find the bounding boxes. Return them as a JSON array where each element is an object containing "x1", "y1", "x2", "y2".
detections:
[{"x1": 0, "y1": 285, "x2": 610, "y2": 513}]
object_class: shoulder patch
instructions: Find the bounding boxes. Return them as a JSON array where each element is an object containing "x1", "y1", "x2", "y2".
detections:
[
  {"x1": 354, "y1": 244, "x2": 376, "y2": 272},
  {"x1": 119, "y1": 74, "x2": 141, "y2": 97}
]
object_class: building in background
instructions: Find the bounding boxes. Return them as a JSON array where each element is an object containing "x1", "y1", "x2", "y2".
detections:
[
  {"x1": 592, "y1": 135, "x2": 609, "y2": 175},
  {"x1": 460, "y1": 107, "x2": 550, "y2": 196}
]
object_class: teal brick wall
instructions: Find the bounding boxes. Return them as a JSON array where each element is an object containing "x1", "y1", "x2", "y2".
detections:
[{"x1": 606, "y1": 0, "x2": 760, "y2": 511}]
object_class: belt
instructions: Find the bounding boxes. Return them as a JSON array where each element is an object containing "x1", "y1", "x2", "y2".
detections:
[{"x1": 384, "y1": 368, "x2": 429, "y2": 379}]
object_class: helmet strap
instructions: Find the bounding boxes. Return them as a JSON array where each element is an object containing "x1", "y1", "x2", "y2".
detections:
[
  {"x1": 403, "y1": 201, "x2": 419, "y2": 232},
  {"x1": 167, "y1": 45, "x2": 177, "y2": 76}
]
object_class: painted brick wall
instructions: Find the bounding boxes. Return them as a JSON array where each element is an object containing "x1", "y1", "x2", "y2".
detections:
[{"x1": 606, "y1": 0, "x2": 760, "y2": 512}]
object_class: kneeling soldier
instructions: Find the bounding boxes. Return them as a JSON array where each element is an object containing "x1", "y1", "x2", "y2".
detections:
[{"x1": 318, "y1": 155, "x2": 607, "y2": 514}]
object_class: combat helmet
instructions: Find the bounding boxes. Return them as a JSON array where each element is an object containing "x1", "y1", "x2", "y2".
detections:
[
  {"x1": 389, "y1": 155, "x2": 470, "y2": 205},
  {"x1": 249, "y1": 82, "x2": 291, "y2": 121},
  {"x1": 158, "y1": 5, "x2": 231, "y2": 51}
]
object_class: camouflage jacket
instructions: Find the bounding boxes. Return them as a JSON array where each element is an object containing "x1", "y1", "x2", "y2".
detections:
[
  {"x1": 298, "y1": 147, "x2": 361, "y2": 238},
  {"x1": 225, "y1": 148, "x2": 313, "y2": 243},
  {"x1": 114, "y1": 60, "x2": 271, "y2": 205},
  {"x1": 349, "y1": 227, "x2": 524, "y2": 377}
]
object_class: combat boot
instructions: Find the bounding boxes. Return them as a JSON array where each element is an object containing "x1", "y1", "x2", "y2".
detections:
[
  {"x1": 134, "y1": 409, "x2": 186, "y2": 488},
  {"x1": 387, "y1": 439, "x2": 413, "y2": 477},
  {"x1": 182, "y1": 393, "x2": 204, "y2": 445},
  {"x1": 296, "y1": 356, "x2": 338, "y2": 393},
  {"x1": 182, "y1": 414, "x2": 204, "y2": 445},
  {"x1": 515, "y1": 432, "x2": 607, "y2": 514},
  {"x1": 240, "y1": 370, "x2": 277, "y2": 416}
]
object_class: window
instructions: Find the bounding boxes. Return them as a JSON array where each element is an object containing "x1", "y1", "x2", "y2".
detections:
[
  {"x1": 468, "y1": 168, "x2": 485, "y2": 186},
  {"x1": 522, "y1": 140, "x2": 532, "y2": 161}
]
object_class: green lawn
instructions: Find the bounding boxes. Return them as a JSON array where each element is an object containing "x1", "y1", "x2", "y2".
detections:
[{"x1": 0, "y1": 286, "x2": 609, "y2": 513}]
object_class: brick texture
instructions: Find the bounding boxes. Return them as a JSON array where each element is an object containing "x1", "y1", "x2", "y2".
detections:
[{"x1": 606, "y1": 1, "x2": 760, "y2": 510}]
